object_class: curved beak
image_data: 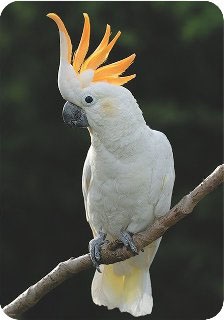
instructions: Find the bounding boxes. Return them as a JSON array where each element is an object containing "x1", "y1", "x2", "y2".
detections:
[{"x1": 62, "y1": 101, "x2": 89, "y2": 128}]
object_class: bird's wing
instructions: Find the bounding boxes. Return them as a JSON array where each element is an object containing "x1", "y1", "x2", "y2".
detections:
[
  {"x1": 152, "y1": 131, "x2": 175, "y2": 218},
  {"x1": 153, "y1": 169, "x2": 175, "y2": 218},
  {"x1": 82, "y1": 148, "x2": 92, "y2": 223},
  {"x1": 82, "y1": 147, "x2": 98, "y2": 237}
]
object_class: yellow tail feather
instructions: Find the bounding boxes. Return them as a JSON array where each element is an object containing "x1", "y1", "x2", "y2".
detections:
[
  {"x1": 92, "y1": 262, "x2": 153, "y2": 316},
  {"x1": 91, "y1": 241, "x2": 162, "y2": 317}
]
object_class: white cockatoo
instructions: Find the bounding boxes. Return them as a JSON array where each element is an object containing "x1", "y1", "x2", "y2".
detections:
[{"x1": 47, "y1": 13, "x2": 175, "y2": 317}]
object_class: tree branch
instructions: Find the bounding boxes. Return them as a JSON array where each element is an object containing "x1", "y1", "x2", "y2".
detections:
[{"x1": 3, "y1": 165, "x2": 224, "y2": 319}]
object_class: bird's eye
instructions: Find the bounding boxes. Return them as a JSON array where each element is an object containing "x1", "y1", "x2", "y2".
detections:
[{"x1": 85, "y1": 96, "x2": 93, "y2": 104}]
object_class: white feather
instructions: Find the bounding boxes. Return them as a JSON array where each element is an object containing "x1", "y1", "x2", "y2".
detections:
[
  {"x1": 54, "y1": 18, "x2": 175, "y2": 316},
  {"x1": 91, "y1": 239, "x2": 161, "y2": 317},
  {"x1": 80, "y1": 83, "x2": 175, "y2": 317}
]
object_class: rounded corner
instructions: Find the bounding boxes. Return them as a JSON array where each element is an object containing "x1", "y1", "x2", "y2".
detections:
[
  {"x1": 206, "y1": 0, "x2": 224, "y2": 19},
  {"x1": 1, "y1": 1, "x2": 17, "y2": 17},
  {"x1": 207, "y1": 301, "x2": 224, "y2": 320}
]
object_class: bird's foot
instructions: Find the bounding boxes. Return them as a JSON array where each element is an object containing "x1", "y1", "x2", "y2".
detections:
[
  {"x1": 120, "y1": 230, "x2": 138, "y2": 255},
  {"x1": 89, "y1": 231, "x2": 107, "y2": 272}
]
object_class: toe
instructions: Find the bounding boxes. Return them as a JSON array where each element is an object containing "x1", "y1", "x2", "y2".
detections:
[
  {"x1": 120, "y1": 230, "x2": 138, "y2": 255},
  {"x1": 95, "y1": 246, "x2": 101, "y2": 261},
  {"x1": 88, "y1": 232, "x2": 107, "y2": 271}
]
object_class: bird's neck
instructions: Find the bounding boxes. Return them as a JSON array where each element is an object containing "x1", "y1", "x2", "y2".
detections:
[{"x1": 89, "y1": 120, "x2": 151, "y2": 158}]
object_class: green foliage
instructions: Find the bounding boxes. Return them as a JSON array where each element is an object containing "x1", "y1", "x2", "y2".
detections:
[
  {"x1": 171, "y1": 2, "x2": 222, "y2": 41},
  {"x1": 1, "y1": 2, "x2": 222, "y2": 319}
]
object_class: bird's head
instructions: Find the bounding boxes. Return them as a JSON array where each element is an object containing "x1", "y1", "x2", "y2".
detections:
[{"x1": 47, "y1": 13, "x2": 143, "y2": 136}]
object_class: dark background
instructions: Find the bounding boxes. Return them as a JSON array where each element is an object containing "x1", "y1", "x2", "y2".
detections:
[{"x1": 1, "y1": 2, "x2": 223, "y2": 319}]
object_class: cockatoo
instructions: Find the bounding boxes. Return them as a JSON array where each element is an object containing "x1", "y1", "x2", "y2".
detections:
[{"x1": 47, "y1": 13, "x2": 175, "y2": 317}]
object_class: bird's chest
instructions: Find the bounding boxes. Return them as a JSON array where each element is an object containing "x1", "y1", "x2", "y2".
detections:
[{"x1": 87, "y1": 152, "x2": 152, "y2": 236}]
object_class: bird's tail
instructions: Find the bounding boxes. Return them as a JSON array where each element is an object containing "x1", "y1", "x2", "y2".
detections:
[{"x1": 91, "y1": 239, "x2": 161, "y2": 317}]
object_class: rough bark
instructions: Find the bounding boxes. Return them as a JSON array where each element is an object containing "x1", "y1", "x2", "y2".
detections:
[{"x1": 3, "y1": 164, "x2": 223, "y2": 319}]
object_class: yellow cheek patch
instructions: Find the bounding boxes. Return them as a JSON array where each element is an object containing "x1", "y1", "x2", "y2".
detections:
[
  {"x1": 47, "y1": 13, "x2": 136, "y2": 86},
  {"x1": 101, "y1": 99, "x2": 117, "y2": 116}
]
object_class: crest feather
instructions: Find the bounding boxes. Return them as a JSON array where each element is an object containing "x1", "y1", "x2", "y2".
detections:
[
  {"x1": 85, "y1": 24, "x2": 111, "y2": 64},
  {"x1": 80, "y1": 24, "x2": 111, "y2": 72},
  {"x1": 73, "y1": 13, "x2": 90, "y2": 72},
  {"x1": 103, "y1": 74, "x2": 136, "y2": 86},
  {"x1": 93, "y1": 54, "x2": 136, "y2": 81},
  {"x1": 81, "y1": 31, "x2": 121, "y2": 71},
  {"x1": 47, "y1": 13, "x2": 72, "y2": 63},
  {"x1": 47, "y1": 13, "x2": 136, "y2": 86}
]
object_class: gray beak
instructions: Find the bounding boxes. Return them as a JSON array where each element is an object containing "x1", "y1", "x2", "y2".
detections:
[{"x1": 62, "y1": 101, "x2": 89, "y2": 128}]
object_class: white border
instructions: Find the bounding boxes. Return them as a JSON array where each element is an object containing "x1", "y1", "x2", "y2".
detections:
[
  {"x1": 0, "y1": 1, "x2": 223, "y2": 320},
  {"x1": 0, "y1": 0, "x2": 224, "y2": 16}
]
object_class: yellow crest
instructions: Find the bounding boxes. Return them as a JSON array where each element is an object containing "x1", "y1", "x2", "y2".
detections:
[{"x1": 47, "y1": 13, "x2": 136, "y2": 86}]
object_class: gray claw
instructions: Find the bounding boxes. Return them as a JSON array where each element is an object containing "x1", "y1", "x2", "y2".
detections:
[
  {"x1": 89, "y1": 231, "x2": 107, "y2": 272},
  {"x1": 120, "y1": 230, "x2": 138, "y2": 255}
]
